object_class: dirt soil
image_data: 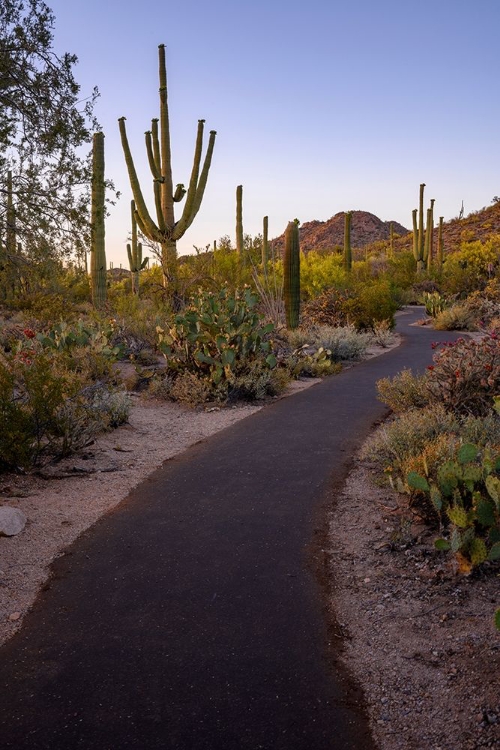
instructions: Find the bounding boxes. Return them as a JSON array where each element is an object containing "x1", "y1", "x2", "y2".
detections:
[
  {"x1": 329, "y1": 461, "x2": 500, "y2": 750},
  {"x1": 1, "y1": 335, "x2": 498, "y2": 749}
]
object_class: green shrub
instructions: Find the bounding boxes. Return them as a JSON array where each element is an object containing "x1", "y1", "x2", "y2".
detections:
[
  {"x1": 0, "y1": 347, "x2": 130, "y2": 471},
  {"x1": 344, "y1": 278, "x2": 398, "y2": 330}
]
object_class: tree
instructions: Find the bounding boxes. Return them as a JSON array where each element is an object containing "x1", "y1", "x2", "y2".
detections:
[{"x1": 0, "y1": 0, "x2": 100, "y2": 273}]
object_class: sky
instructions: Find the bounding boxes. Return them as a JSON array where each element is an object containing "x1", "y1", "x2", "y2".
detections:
[{"x1": 46, "y1": 0, "x2": 500, "y2": 266}]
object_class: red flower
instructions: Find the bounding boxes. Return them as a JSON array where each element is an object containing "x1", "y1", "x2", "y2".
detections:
[
  {"x1": 23, "y1": 328, "x2": 35, "y2": 339},
  {"x1": 427, "y1": 365, "x2": 434, "y2": 371}
]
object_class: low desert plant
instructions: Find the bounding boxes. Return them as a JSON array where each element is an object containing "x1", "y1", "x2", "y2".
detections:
[
  {"x1": 433, "y1": 303, "x2": 477, "y2": 331},
  {"x1": 377, "y1": 369, "x2": 430, "y2": 413}
]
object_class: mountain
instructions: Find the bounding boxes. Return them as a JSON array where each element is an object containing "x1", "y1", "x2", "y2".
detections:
[{"x1": 272, "y1": 211, "x2": 409, "y2": 253}]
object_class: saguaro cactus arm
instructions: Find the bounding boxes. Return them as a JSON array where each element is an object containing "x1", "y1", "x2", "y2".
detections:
[
  {"x1": 158, "y1": 44, "x2": 175, "y2": 228},
  {"x1": 118, "y1": 117, "x2": 164, "y2": 242},
  {"x1": 172, "y1": 128, "x2": 216, "y2": 239}
]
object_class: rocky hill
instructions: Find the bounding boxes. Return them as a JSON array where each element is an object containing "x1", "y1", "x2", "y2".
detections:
[{"x1": 272, "y1": 211, "x2": 408, "y2": 253}]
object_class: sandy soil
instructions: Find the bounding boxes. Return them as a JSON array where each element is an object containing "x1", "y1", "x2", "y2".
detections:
[{"x1": 2, "y1": 334, "x2": 498, "y2": 748}]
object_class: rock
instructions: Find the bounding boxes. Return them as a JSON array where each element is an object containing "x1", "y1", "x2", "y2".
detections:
[
  {"x1": 0, "y1": 506, "x2": 27, "y2": 536},
  {"x1": 8, "y1": 612, "x2": 21, "y2": 621}
]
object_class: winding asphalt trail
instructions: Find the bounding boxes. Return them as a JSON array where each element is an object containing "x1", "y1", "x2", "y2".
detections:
[{"x1": 0, "y1": 308, "x2": 461, "y2": 749}]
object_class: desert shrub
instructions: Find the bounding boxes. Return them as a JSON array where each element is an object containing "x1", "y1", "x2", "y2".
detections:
[
  {"x1": 168, "y1": 371, "x2": 213, "y2": 407},
  {"x1": 0, "y1": 350, "x2": 129, "y2": 470},
  {"x1": 369, "y1": 319, "x2": 397, "y2": 348},
  {"x1": 441, "y1": 238, "x2": 500, "y2": 295},
  {"x1": 433, "y1": 303, "x2": 477, "y2": 331},
  {"x1": 284, "y1": 350, "x2": 342, "y2": 378},
  {"x1": 377, "y1": 369, "x2": 430, "y2": 413},
  {"x1": 300, "y1": 251, "x2": 346, "y2": 299},
  {"x1": 362, "y1": 404, "x2": 458, "y2": 472},
  {"x1": 426, "y1": 335, "x2": 500, "y2": 415},
  {"x1": 301, "y1": 287, "x2": 354, "y2": 327},
  {"x1": 343, "y1": 278, "x2": 398, "y2": 330},
  {"x1": 313, "y1": 325, "x2": 369, "y2": 361},
  {"x1": 228, "y1": 359, "x2": 290, "y2": 401}
]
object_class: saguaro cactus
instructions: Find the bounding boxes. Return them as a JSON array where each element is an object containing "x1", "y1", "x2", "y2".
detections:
[
  {"x1": 262, "y1": 215, "x2": 269, "y2": 272},
  {"x1": 90, "y1": 132, "x2": 107, "y2": 309},
  {"x1": 418, "y1": 183, "x2": 426, "y2": 271},
  {"x1": 344, "y1": 211, "x2": 352, "y2": 272},
  {"x1": 284, "y1": 219, "x2": 300, "y2": 329},
  {"x1": 118, "y1": 45, "x2": 216, "y2": 298},
  {"x1": 236, "y1": 185, "x2": 243, "y2": 257},
  {"x1": 127, "y1": 200, "x2": 148, "y2": 295}
]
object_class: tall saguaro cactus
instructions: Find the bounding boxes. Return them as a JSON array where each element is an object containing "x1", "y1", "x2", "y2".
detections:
[
  {"x1": 127, "y1": 200, "x2": 148, "y2": 295},
  {"x1": 236, "y1": 185, "x2": 243, "y2": 257},
  {"x1": 284, "y1": 219, "x2": 300, "y2": 329},
  {"x1": 90, "y1": 132, "x2": 107, "y2": 309},
  {"x1": 344, "y1": 211, "x2": 352, "y2": 272},
  {"x1": 118, "y1": 44, "x2": 216, "y2": 298},
  {"x1": 262, "y1": 215, "x2": 269, "y2": 272},
  {"x1": 418, "y1": 183, "x2": 426, "y2": 271}
]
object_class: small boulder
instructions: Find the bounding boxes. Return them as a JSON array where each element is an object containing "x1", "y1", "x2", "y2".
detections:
[{"x1": 0, "y1": 507, "x2": 27, "y2": 537}]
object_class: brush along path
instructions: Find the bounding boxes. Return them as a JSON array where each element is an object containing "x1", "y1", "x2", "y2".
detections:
[{"x1": 0, "y1": 309, "x2": 461, "y2": 750}]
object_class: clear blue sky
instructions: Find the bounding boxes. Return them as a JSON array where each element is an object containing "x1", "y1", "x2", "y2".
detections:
[{"x1": 48, "y1": 0, "x2": 500, "y2": 266}]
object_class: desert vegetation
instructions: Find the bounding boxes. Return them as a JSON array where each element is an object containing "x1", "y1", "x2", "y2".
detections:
[{"x1": 2, "y1": 1, "x2": 500, "y2": 613}]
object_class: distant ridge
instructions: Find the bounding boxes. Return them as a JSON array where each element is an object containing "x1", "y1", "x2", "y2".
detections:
[{"x1": 272, "y1": 211, "x2": 409, "y2": 253}]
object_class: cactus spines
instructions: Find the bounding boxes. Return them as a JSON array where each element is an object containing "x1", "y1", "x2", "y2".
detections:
[
  {"x1": 262, "y1": 215, "x2": 269, "y2": 272},
  {"x1": 284, "y1": 219, "x2": 300, "y2": 329},
  {"x1": 344, "y1": 211, "x2": 352, "y2": 272},
  {"x1": 236, "y1": 185, "x2": 243, "y2": 257},
  {"x1": 90, "y1": 132, "x2": 107, "y2": 309},
  {"x1": 127, "y1": 200, "x2": 148, "y2": 295},
  {"x1": 119, "y1": 44, "x2": 216, "y2": 298}
]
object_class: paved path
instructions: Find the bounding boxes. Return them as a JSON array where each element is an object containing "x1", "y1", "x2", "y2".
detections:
[{"x1": 0, "y1": 308, "x2": 460, "y2": 749}]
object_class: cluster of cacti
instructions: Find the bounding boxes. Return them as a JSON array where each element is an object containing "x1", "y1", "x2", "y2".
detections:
[
  {"x1": 283, "y1": 219, "x2": 300, "y2": 329},
  {"x1": 118, "y1": 44, "x2": 216, "y2": 298},
  {"x1": 407, "y1": 443, "x2": 500, "y2": 572},
  {"x1": 343, "y1": 211, "x2": 352, "y2": 272},
  {"x1": 90, "y1": 132, "x2": 107, "y2": 309},
  {"x1": 412, "y1": 184, "x2": 441, "y2": 272},
  {"x1": 156, "y1": 287, "x2": 276, "y2": 388},
  {"x1": 126, "y1": 200, "x2": 148, "y2": 295}
]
